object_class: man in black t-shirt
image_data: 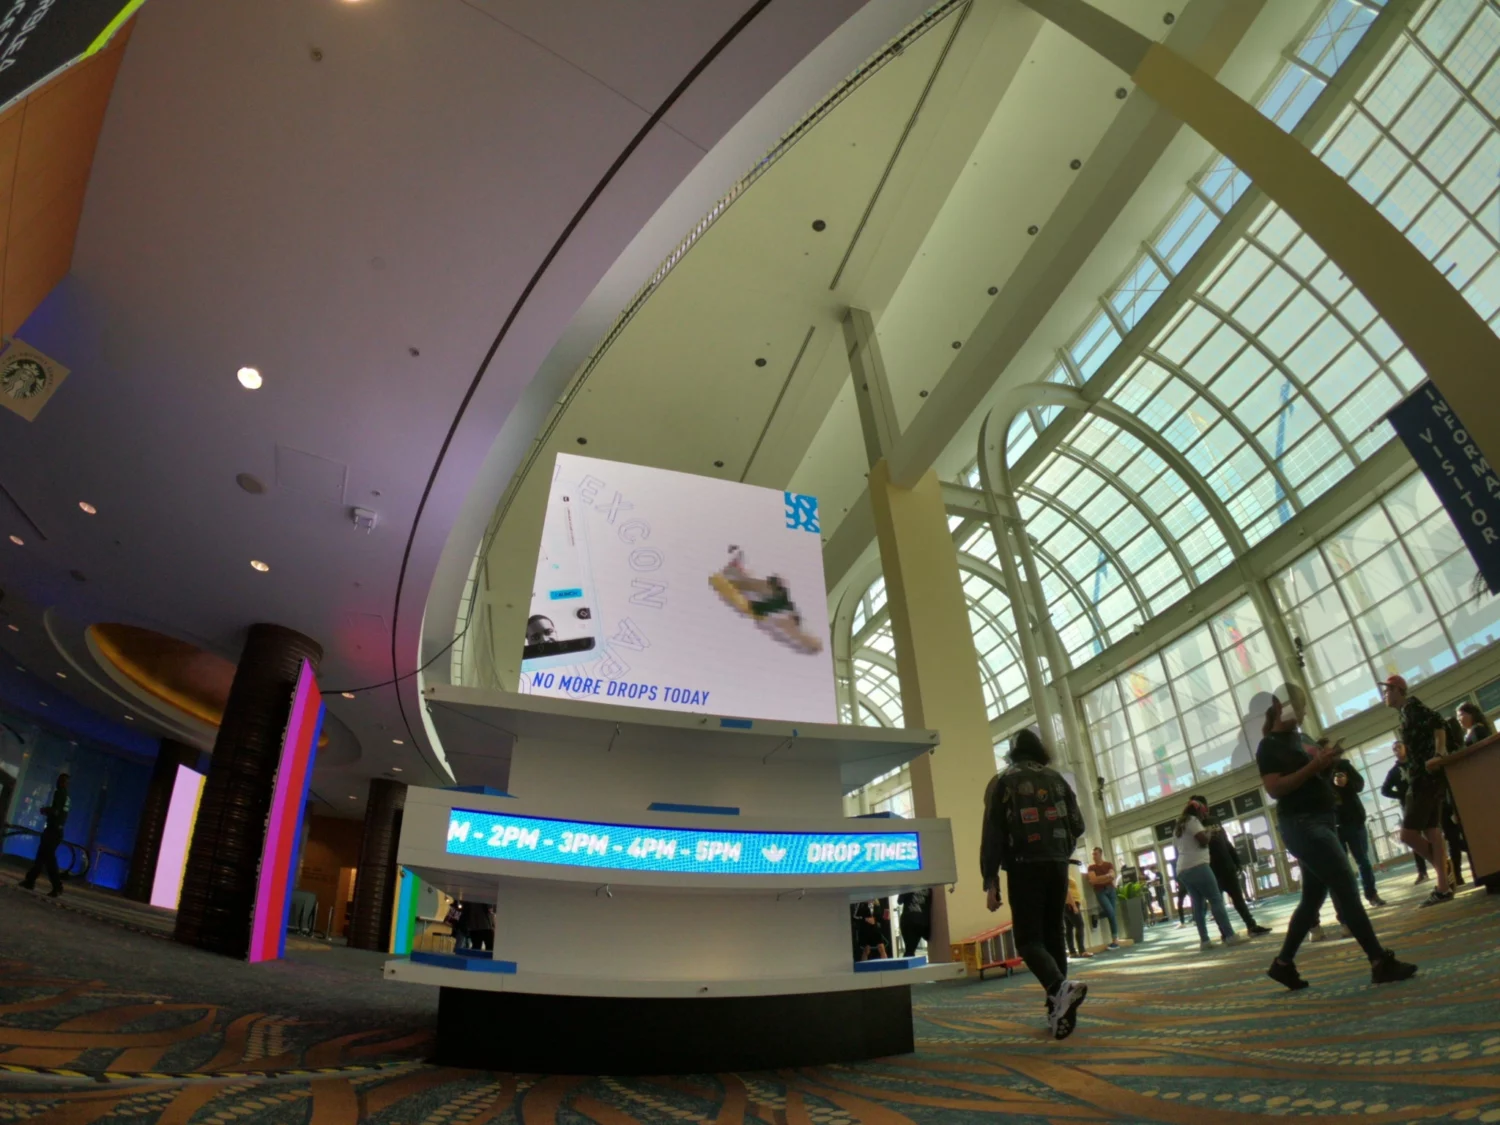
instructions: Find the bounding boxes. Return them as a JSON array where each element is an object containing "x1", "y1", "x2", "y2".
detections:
[
  {"x1": 1383, "y1": 675, "x2": 1454, "y2": 907},
  {"x1": 1257, "y1": 690, "x2": 1415, "y2": 991}
]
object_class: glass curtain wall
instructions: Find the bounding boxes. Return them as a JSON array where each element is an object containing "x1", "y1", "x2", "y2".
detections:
[
  {"x1": 848, "y1": 0, "x2": 1500, "y2": 827},
  {"x1": 1272, "y1": 471, "x2": 1500, "y2": 725},
  {"x1": 1081, "y1": 599, "x2": 1282, "y2": 815}
]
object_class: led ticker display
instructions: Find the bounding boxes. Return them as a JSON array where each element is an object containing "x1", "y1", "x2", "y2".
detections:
[{"x1": 445, "y1": 809, "x2": 922, "y2": 877}]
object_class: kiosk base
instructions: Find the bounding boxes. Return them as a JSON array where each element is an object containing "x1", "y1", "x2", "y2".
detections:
[{"x1": 434, "y1": 984, "x2": 915, "y2": 1073}]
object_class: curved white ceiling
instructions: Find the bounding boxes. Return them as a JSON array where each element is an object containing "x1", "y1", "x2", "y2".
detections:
[{"x1": 0, "y1": 0, "x2": 922, "y2": 812}]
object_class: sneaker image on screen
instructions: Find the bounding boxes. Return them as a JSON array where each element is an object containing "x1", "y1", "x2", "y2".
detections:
[{"x1": 710, "y1": 546, "x2": 824, "y2": 655}]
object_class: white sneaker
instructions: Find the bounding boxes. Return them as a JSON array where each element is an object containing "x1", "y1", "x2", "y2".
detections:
[
  {"x1": 1048, "y1": 979, "x2": 1088, "y2": 1040},
  {"x1": 1309, "y1": 925, "x2": 1330, "y2": 942},
  {"x1": 1339, "y1": 925, "x2": 1353, "y2": 939},
  {"x1": 1199, "y1": 939, "x2": 1214, "y2": 951},
  {"x1": 1222, "y1": 933, "x2": 1248, "y2": 945}
]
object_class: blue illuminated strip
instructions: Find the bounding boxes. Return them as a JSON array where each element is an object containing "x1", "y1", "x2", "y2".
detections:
[
  {"x1": 548, "y1": 588, "x2": 583, "y2": 600},
  {"x1": 445, "y1": 809, "x2": 921, "y2": 876}
]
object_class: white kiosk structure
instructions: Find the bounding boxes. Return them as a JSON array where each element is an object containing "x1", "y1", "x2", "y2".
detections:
[{"x1": 387, "y1": 683, "x2": 962, "y2": 1073}]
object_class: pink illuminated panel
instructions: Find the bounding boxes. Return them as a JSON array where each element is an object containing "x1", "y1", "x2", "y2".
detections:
[
  {"x1": 247, "y1": 660, "x2": 324, "y2": 963},
  {"x1": 149, "y1": 764, "x2": 205, "y2": 910}
]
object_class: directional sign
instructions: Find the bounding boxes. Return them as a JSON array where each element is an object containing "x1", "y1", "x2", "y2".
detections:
[
  {"x1": 1388, "y1": 380, "x2": 1500, "y2": 595},
  {"x1": 445, "y1": 808, "x2": 922, "y2": 877},
  {"x1": 0, "y1": 1, "x2": 146, "y2": 114}
]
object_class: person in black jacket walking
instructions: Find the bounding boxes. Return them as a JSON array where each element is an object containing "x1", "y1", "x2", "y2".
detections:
[
  {"x1": 1330, "y1": 757, "x2": 1386, "y2": 906},
  {"x1": 21, "y1": 773, "x2": 69, "y2": 898},
  {"x1": 1380, "y1": 742, "x2": 1428, "y2": 883},
  {"x1": 981, "y1": 728, "x2": 1088, "y2": 1040}
]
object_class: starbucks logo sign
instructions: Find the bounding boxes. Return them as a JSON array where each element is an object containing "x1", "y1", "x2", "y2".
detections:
[
  {"x1": 0, "y1": 339, "x2": 69, "y2": 421},
  {"x1": 1, "y1": 356, "x2": 48, "y2": 400}
]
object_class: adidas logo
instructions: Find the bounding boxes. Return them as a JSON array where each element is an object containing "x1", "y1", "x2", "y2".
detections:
[{"x1": 761, "y1": 846, "x2": 787, "y2": 863}]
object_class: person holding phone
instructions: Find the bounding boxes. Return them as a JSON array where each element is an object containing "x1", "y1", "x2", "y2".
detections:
[{"x1": 1258, "y1": 688, "x2": 1416, "y2": 990}]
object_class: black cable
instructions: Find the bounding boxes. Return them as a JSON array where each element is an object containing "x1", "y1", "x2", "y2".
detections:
[
  {"x1": 323, "y1": 618, "x2": 472, "y2": 697},
  {"x1": 384, "y1": 0, "x2": 778, "y2": 766}
]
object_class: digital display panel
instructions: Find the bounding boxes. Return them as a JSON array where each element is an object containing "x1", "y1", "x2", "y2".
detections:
[
  {"x1": 446, "y1": 809, "x2": 921, "y2": 877},
  {"x1": 149, "y1": 764, "x2": 205, "y2": 910},
  {"x1": 519, "y1": 453, "x2": 836, "y2": 723},
  {"x1": 248, "y1": 660, "x2": 325, "y2": 964}
]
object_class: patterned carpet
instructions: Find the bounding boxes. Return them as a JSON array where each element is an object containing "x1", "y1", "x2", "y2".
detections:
[{"x1": 3, "y1": 868, "x2": 1498, "y2": 1123}]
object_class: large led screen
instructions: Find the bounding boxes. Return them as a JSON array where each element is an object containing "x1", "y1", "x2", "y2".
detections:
[
  {"x1": 519, "y1": 454, "x2": 836, "y2": 723},
  {"x1": 149, "y1": 764, "x2": 205, "y2": 910},
  {"x1": 446, "y1": 809, "x2": 921, "y2": 876}
]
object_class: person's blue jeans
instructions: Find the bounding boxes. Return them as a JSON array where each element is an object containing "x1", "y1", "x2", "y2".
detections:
[
  {"x1": 1279, "y1": 813, "x2": 1383, "y2": 963},
  {"x1": 1337, "y1": 818, "x2": 1379, "y2": 901},
  {"x1": 1179, "y1": 863, "x2": 1234, "y2": 942},
  {"x1": 1095, "y1": 886, "x2": 1119, "y2": 941}
]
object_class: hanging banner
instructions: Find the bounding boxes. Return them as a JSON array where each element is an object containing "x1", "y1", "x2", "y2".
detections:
[
  {"x1": 0, "y1": 0, "x2": 146, "y2": 114},
  {"x1": 1386, "y1": 380, "x2": 1500, "y2": 595}
]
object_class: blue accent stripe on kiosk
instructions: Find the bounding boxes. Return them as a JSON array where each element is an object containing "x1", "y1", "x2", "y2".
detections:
[
  {"x1": 445, "y1": 785, "x2": 513, "y2": 797},
  {"x1": 548, "y1": 588, "x2": 584, "y2": 600},
  {"x1": 853, "y1": 955, "x2": 927, "y2": 972},
  {"x1": 412, "y1": 951, "x2": 518, "y2": 974},
  {"x1": 719, "y1": 718, "x2": 753, "y2": 729},
  {"x1": 648, "y1": 802, "x2": 740, "y2": 816}
]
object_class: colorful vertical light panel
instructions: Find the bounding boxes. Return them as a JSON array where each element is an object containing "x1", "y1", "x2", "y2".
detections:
[
  {"x1": 247, "y1": 660, "x2": 324, "y2": 963},
  {"x1": 149, "y1": 764, "x2": 206, "y2": 909}
]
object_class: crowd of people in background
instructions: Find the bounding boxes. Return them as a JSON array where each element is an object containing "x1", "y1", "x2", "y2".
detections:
[{"x1": 848, "y1": 669, "x2": 1497, "y2": 1040}]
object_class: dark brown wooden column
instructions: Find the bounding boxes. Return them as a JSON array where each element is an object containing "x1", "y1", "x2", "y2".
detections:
[
  {"x1": 123, "y1": 738, "x2": 200, "y2": 902},
  {"x1": 174, "y1": 624, "x2": 321, "y2": 957},
  {"x1": 347, "y1": 778, "x2": 406, "y2": 952}
]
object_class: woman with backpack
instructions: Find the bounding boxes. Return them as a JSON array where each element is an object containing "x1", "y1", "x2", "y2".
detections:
[{"x1": 980, "y1": 728, "x2": 1088, "y2": 1040}]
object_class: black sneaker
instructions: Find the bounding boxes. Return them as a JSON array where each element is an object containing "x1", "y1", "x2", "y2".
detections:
[
  {"x1": 1049, "y1": 979, "x2": 1087, "y2": 1040},
  {"x1": 1370, "y1": 950, "x2": 1417, "y2": 984},
  {"x1": 1249, "y1": 925, "x2": 1273, "y2": 936},
  {"x1": 1368, "y1": 896, "x2": 1388, "y2": 907},
  {"x1": 1418, "y1": 890, "x2": 1454, "y2": 908},
  {"x1": 1267, "y1": 959, "x2": 1308, "y2": 991},
  {"x1": 18, "y1": 881, "x2": 35, "y2": 891}
]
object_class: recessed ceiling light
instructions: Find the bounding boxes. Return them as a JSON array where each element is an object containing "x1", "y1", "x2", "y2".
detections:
[
  {"x1": 123, "y1": 714, "x2": 134, "y2": 721},
  {"x1": 237, "y1": 367, "x2": 263, "y2": 390},
  {"x1": 5, "y1": 624, "x2": 17, "y2": 632},
  {"x1": 55, "y1": 672, "x2": 66, "y2": 679},
  {"x1": 341, "y1": 691, "x2": 355, "y2": 699},
  {"x1": 392, "y1": 739, "x2": 404, "y2": 745},
  {"x1": 349, "y1": 795, "x2": 357, "y2": 800},
  {"x1": 391, "y1": 766, "x2": 403, "y2": 773},
  {"x1": 250, "y1": 560, "x2": 270, "y2": 572},
  {"x1": 78, "y1": 502, "x2": 97, "y2": 515},
  {"x1": 39, "y1": 701, "x2": 48, "y2": 707},
  {"x1": 7, "y1": 535, "x2": 21, "y2": 546}
]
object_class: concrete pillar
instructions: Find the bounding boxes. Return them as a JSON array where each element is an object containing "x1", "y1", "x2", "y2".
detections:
[
  {"x1": 868, "y1": 460, "x2": 1005, "y2": 951},
  {"x1": 175, "y1": 624, "x2": 322, "y2": 957}
]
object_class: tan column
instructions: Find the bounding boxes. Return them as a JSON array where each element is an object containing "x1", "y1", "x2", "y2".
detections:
[
  {"x1": 1022, "y1": 0, "x2": 1500, "y2": 473},
  {"x1": 869, "y1": 460, "x2": 1006, "y2": 951}
]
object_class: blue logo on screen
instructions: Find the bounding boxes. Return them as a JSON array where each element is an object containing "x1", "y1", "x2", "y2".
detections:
[
  {"x1": 784, "y1": 492, "x2": 820, "y2": 533},
  {"x1": 445, "y1": 809, "x2": 921, "y2": 876},
  {"x1": 548, "y1": 588, "x2": 584, "y2": 600}
]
